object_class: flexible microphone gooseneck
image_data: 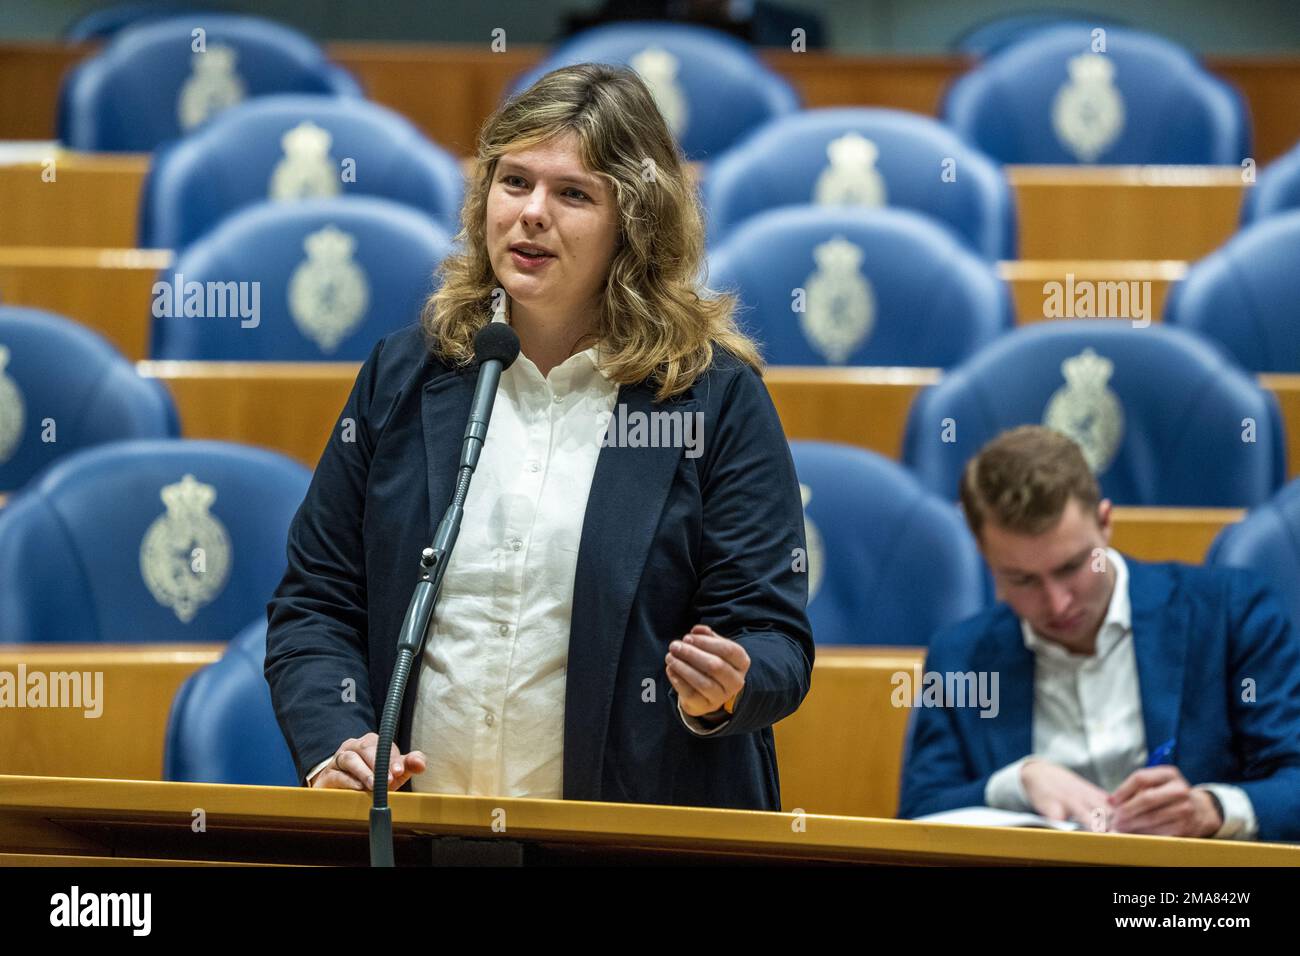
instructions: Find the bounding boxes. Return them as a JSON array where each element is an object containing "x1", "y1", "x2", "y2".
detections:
[{"x1": 370, "y1": 322, "x2": 521, "y2": 867}]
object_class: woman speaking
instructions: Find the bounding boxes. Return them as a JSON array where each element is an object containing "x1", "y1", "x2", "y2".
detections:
[{"x1": 264, "y1": 63, "x2": 814, "y2": 810}]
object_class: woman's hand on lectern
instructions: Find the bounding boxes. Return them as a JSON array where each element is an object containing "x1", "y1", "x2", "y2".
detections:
[{"x1": 312, "y1": 732, "x2": 428, "y2": 791}]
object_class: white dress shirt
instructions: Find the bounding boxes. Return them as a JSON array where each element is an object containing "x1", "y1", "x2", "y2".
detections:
[
  {"x1": 985, "y1": 548, "x2": 1257, "y2": 839},
  {"x1": 307, "y1": 318, "x2": 729, "y2": 791}
]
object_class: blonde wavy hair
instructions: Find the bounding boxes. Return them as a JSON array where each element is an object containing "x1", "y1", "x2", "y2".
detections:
[{"x1": 421, "y1": 63, "x2": 762, "y2": 401}]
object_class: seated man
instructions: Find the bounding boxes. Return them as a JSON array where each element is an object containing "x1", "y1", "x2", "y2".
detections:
[{"x1": 898, "y1": 426, "x2": 1300, "y2": 841}]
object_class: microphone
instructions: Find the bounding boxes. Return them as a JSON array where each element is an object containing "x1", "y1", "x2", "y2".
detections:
[{"x1": 369, "y1": 321, "x2": 520, "y2": 867}]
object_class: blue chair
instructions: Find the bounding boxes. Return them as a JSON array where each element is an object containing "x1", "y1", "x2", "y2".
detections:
[
  {"x1": 791, "y1": 441, "x2": 988, "y2": 646},
  {"x1": 139, "y1": 94, "x2": 464, "y2": 250},
  {"x1": 58, "y1": 14, "x2": 361, "y2": 152},
  {"x1": 0, "y1": 439, "x2": 310, "y2": 643},
  {"x1": 943, "y1": 25, "x2": 1250, "y2": 164},
  {"x1": 707, "y1": 206, "x2": 1012, "y2": 368},
  {"x1": 150, "y1": 196, "x2": 451, "y2": 360},
  {"x1": 164, "y1": 617, "x2": 298, "y2": 785},
  {"x1": 1241, "y1": 139, "x2": 1300, "y2": 225},
  {"x1": 509, "y1": 22, "x2": 799, "y2": 162},
  {"x1": 903, "y1": 321, "x2": 1286, "y2": 506},
  {"x1": 0, "y1": 307, "x2": 178, "y2": 492},
  {"x1": 953, "y1": 11, "x2": 1126, "y2": 58},
  {"x1": 1207, "y1": 477, "x2": 1300, "y2": 630},
  {"x1": 702, "y1": 108, "x2": 1015, "y2": 257},
  {"x1": 1164, "y1": 210, "x2": 1300, "y2": 373}
]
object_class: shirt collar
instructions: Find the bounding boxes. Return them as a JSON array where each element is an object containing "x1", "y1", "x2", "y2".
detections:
[
  {"x1": 495, "y1": 303, "x2": 615, "y2": 383},
  {"x1": 1020, "y1": 547, "x2": 1130, "y2": 662}
]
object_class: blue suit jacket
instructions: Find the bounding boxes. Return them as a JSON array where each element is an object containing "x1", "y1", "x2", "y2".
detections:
[
  {"x1": 898, "y1": 558, "x2": 1300, "y2": 842},
  {"x1": 264, "y1": 323, "x2": 814, "y2": 810}
]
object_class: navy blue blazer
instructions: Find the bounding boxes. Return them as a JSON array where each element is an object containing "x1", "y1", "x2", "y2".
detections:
[
  {"x1": 898, "y1": 558, "x2": 1300, "y2": 841},
  {"x1": 264, "y1": 322, "x2": 814, "y2": 810}
]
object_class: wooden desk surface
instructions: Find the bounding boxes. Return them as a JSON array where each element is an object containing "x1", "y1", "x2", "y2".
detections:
[{"x1": 2, "y1": 775, "x2": 1294, "y2": 866}]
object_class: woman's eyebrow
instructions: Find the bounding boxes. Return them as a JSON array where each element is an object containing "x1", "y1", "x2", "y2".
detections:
[{"x1": 497, "y1": 159, "x2": 600, "y2": 190}]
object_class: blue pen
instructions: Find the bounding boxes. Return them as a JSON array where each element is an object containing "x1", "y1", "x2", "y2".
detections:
[{"x1": 1146, "y1": 738, "x2": 1176, "y2": 767}]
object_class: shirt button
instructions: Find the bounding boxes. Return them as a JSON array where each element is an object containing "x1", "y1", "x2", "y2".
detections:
[
  {"x1": 528, "y1": 461, "x2": 541, "y2": 472},
  {"x1": 485, "y1": 712, "x2": 494, "y2": 726},
  {"x1": 553, "y1": 394, "x2": 564, "y2": 404},
  {"x1": 510, "y1": 538, "x2": 522, "y2": 551},
  {"x1": 498, "y1": 623, "x2": 509, "y2": 636}
]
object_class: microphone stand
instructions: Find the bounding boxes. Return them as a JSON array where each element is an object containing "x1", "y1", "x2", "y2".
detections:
[{"x1": 369, "y1": 343, "x2": 507, "y2": 866}]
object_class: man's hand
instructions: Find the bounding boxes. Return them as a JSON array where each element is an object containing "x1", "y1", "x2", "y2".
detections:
[
  {"x1": 1020, "y1": 759, "x2": 1113, "y2": 827},
  {"x1": 1108, "y1": 766, "x2": 1222, "y2": 838},
  {"x1": 311, "y1": 732, "x2": 428, "y2": 791},
  {"x1": 665, "y1": 625, "x2": 749, "y2": 719}
]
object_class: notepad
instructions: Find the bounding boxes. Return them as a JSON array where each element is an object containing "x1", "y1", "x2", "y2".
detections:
[{"x1": 915, "y1": 806, "x2": 1085, "y2": 831}]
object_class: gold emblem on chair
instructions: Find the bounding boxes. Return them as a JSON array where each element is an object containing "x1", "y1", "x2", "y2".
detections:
[
  {"x1": 1043, "y1": 348, "x2": 1124, "y2": 473},
  {"x1": 269, "y1": 121, "x2": 341, "y2": 201},
  {"x1": 288, "y1": 226, "x2": 370, "y2": 353},
  {"x1": 1051, "y1": 53, "x2": 1124, "y2": 163},
  {"x1": 177, "y1": 44, "x2": 247, "y2": 131},
  {"x1": 0, "y1": 346, "x2": 24, "y2": 465},
  {"x1": 813, "y1": 133, "x2": 887, "y2": 208},
  {"x1": 140, "y1": 474, "x2": 231, "y2": 623},
  {"x1": 801, "y1": 483, "x2": 824, "y2": 604},
  {"x1": 629, "y1": 47, "x2": 688, "y2": 138},
  {"x1": 802, "y1": 236, "x2": 876, "y2": 364}
]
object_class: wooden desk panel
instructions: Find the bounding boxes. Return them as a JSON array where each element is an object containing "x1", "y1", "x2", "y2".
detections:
[
  {"x1": 1009, "y1": 166, "x2": 1246, "y2": 260},
  {"x1": 0, "y1": 154, "x2": 148, "y2": 248},
  {"x1": 2, "y1": 774, "x2": 1295, "y2": 865},
  {"x1": 0, "y1": 246, "x2": 168, "y2": 359},
  {"x1": 0, "y1": 644, "x2": 223, "y2": 781}
]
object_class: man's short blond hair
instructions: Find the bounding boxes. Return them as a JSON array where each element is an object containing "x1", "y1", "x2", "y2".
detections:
[{"x1": 959, "y1": 426, "x2": 1101, "y2": 540}]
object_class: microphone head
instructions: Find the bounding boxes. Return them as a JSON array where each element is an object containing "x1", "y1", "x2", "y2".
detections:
[{"x1": 473, "y1": 322, "x2": 521, "y2": 369}]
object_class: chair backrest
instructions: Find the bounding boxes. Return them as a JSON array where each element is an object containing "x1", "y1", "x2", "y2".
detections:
[
  {"x1": 953, "y1": 11, "x2": 1126, "y2": 58},
  {"x1": 1240, "y1": 139, "x2": 1300, "y2": 225},
  {"x1": 0, "y1": 439, "x2": 310, "y2": 643},
  {"x1": 703, "y1": 107, "x2": 1015, "y2": 257},
  {"x1": 1207, "y1": 477, "x2": 1300, "y2": 629},
  {"x1": 58, "y1": 13, "x2": 362, "y2": 152},
  {"x1": 707, "y1": 206, "x2": 1012, "y2": 368},
  {"x1": 902, "y1": 320, "x2": 1286, "y2": 506},
  {"x1": 943, "y1": 25, "x2": 1250, "y2": 164},
  {"x1": 791, "y1": 441, "x2": 988, "y2": 646},
  {"x1": 1164, "y1": 210, "x2": 1300, "y2": 373},
  {"x1": 149, "y1": 196, "x2": 451, "y2": 360},
  {"x1": 139, "y1": 93, "x2": 464, "y2": 250},
  {"x1": 0, "y1": 306, "x2": 178, "y2": 492},
  {"x1": 164, "y1": 617, "x2": 298, "y2": 785},
  {"x1": 508, "y1": 21, "x2": 799, "y2": 162}
]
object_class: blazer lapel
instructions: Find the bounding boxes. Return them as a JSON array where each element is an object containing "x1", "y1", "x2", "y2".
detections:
[
  {"x1": 563, "y1": 382, "x2": 699, "y2": 800},
  {"x1": 980, "y1": 612, "x2": 1035, "y2": 773},
  {"x1": 397, "y1": 363, "x2": 477, "y2": 752},
  {"x1": 1127, "y1": 560, "x2": 1186, "y2": 763}
]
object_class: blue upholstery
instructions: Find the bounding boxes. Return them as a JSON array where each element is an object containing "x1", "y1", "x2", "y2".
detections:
[
  {"x1": 702, "y1": 108, "x2": 1015, "y2": 257},
  {"x1": 0, "y1": 439, "x2": 310, "y2": 643},
  {"x1": 707, "y1": 206, "x2": 1012, "y2": 368},
  {"x1": 953, "y1": 11, "x2": 1126, "y2": 58},
  {"x1": 1164, "y1": 210, "x2": 1300, "y2": 373},
  {"x1": 1207, "y1": 477, "x2": 1300, "y2": 630},
  {"x1": 164, "y1": 617, "x2": 298, "y2": 785},
  {"x1": 139, "y1": 94, "x2": 464, "y2": 250},
  {"x1": 58, "y1": 14, "x2": 361, "y2": 152},
  {"x1": 0, "y1": 307, "x2": 178, "y2": 492},
  {"x1": 943, "y1": 25, "x2": 1250, "y2": 164},
  {"x1": 1240, "y1": 139, "x2": 1300, "y2": 225},
  {"x1": 791, "y1": 441, "x2": 988, "y2": 646},
  {"x1": 149, "y1": 196, "x2": 451, "y2": 360},
  {"x1": 903, "y1": 321, "x2": 1285, "y2": 506},
  {"x1": 509, "y1": 21, "x2": 799, "y2": 162}
]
